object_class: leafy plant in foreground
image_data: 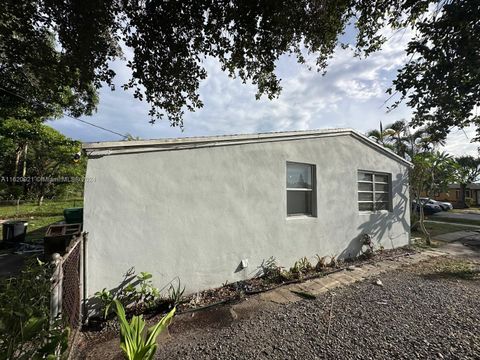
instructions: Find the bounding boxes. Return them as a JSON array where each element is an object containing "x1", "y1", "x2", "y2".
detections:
[
  {"x1": 0, "y1": 258, "x2": 69, "y2": 359},
  {"x1": 94, "y1": 288, "x2": 115, "y2": 319},
  {"x1": 114, "y1": 300, "x2": 175, "y2": 360}
]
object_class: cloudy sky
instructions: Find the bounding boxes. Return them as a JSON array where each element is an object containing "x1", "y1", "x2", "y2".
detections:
[{"x1": 48, "y1": 27, "x2": 476, "y2": 157}]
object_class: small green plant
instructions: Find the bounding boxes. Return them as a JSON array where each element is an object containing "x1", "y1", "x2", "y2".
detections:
[
  {"x1": 298, "y1": 257, "x2": 313, "y2": 272},
  {"x1": 119, "y1": 271, "x2": 160, "y2": 309},
  {"x1": 315, "y1": 255, "x2": 328, "y2": 271},
  {"x1": 114, "y1": 300, "x2": 175, "y2": 360},
  {"x1": 289, "y1": 261, "x2": 301, "y2": 277},
  {"x1": 329, "y1": 255, "x2": 338, "y2": 268},
  {"x1": 94, "y1": 288, "x2": 115, "y2": 319},
  {"x1": 137, "y1": 272, "x2": 160, "y2": 307},
  {"x1": 168, "y1": 280, "x2": 185, "y2": 308},
  {"x1": 258, "y1": 257, "x2": 284, "y2": 282},
  {"x1": 289, "y1": 257, "x2": 313, "y2": 278}
]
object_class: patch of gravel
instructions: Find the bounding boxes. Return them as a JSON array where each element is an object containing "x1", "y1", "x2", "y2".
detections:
[{"x1": 156, "y1": 258, "x2": 480, "y2": 359}]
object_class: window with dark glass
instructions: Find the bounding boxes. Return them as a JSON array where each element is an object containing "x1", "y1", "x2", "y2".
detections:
[
  {"x1": 357, "y1": 171, "x2": 391, "y2": 212},
  {"x1": 287, "y1": 162, "x2": 316, "y2": 216}
]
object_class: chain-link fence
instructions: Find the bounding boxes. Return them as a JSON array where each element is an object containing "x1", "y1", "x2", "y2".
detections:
[
  {"x1": 61, "y1": 238, "x2": 82, "y2": 328},
  {"x1": 51, "y1": 233, "x2": 84, "y2": 329}
]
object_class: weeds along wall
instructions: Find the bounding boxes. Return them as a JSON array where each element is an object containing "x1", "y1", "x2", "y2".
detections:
[{"x1": 83, "y1": 132, "x2": 410, "y2": 302}]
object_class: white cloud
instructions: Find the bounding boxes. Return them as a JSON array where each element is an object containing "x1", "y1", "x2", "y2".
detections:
[
  {"x1": 48, "y1": 26, "x2": 476, "y2": 158},
  {"x1": 441, "y1": 126, "x2": 478, "y2": 157}
]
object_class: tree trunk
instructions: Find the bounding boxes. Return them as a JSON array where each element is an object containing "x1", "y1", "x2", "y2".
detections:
[
  {"x1": 459, "y1": 183, "x2": 467, "y2": 208},
  {"x1": 22, "y1": 143, "x2": 28, "y2": 196},
  {"x1": 22, "y1": 143, "x2": 28, "y2": 177},
  {"x1": 37, "y1": 195, "x2": 44, "y2": 206},
  {"x1": 416, "y1": 193, "x2": 431, "y2": 245},
  {"x1": 14, "y1": 148, "x2": 22, "y2": 178}
]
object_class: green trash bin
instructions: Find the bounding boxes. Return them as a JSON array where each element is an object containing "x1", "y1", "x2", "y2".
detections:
[{"x1": 63, "y1": 207, "x2": 83, "y2": 224}]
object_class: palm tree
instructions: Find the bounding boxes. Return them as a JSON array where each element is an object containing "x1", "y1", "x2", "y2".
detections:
[
  {"x1": 367, "y1": 121, "x2": 448, "y2": 160},
  {"x1": 366, "y1": 122, "x2": 395, "y2": 146},
  {"x1": 403, "y1": 127, "x2": 447, "y2": 159},
  {"x1": 388, "y1": 120, "x2": 408, "y2": 157}
]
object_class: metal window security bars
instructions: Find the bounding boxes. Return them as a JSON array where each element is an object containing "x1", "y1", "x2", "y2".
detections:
[{"x1": 357, "y1": 171, "x2": 391, "y2": 212}]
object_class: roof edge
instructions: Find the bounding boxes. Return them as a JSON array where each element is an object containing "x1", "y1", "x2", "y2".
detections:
[
  {"x1": 82, "y1": 128, "x2": 412, "y2": 167},
  {"x1": 82, "y1": 128, "x2": 353, "y2": 150}
]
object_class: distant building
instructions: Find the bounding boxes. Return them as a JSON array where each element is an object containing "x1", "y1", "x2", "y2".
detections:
[{"x1": 431, "y1": 184, "x2": 480, "y2": 207}]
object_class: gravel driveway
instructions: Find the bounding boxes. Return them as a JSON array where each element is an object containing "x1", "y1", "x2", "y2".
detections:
[{"x1": 157, "y1": 258, "x2": 480, "y2": 360}]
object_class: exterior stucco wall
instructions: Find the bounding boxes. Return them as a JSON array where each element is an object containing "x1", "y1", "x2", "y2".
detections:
[{"x1": 83, "y1": 134, "x2": 410, "y2": 298}]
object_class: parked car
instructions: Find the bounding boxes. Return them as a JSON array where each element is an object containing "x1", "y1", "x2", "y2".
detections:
[
  {"x1": 412, "y1": 199, "x2": 442, "y2": 215},
  {"x1": 419, "y1": 197, "x2": 453, "y2": 211}
]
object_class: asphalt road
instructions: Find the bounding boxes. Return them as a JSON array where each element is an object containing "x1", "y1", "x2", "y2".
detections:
[{"x1": 431, "y1": 211, "x2": 480, "y2": 222}]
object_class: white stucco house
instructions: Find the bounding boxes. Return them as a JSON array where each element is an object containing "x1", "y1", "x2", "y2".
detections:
[{"x1": 82, "y1": 128, "x2": 411, "y2": 299}]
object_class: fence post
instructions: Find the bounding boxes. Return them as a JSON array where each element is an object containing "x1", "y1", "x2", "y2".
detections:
[
  {"x1": 50, "y1": 253, "x2": 63, "y2": 321},
  {"x1": 79, "y1": 233, "x2": 85, "y2": 323}
]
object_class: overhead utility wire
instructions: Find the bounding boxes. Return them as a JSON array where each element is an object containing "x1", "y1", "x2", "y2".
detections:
[{"x1": 0, "y1": 85, "x2": 129, "y2": 139}]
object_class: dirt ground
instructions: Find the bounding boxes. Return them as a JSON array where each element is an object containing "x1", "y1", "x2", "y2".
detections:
[{"x1": 73, "y1": 251, "x2": 480, "y2": 360}]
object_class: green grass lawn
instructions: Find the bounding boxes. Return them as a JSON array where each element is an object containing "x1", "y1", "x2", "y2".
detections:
[
  {"x1": 0, "y1": 199, "x2": 83, "y2": 242},
  {"x1": 411, "y1": 221, "x2": 475, "y2": 250},
  {"x1": 414, "y1": 221, "x2": 477, "y2": 238}
]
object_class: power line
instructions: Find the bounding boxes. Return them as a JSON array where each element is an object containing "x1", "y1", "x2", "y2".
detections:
[{"x1": 0, "y1": 85, "x2": 129, "y2": 139}]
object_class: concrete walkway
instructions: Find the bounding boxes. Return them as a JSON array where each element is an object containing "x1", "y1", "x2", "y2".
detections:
[
  {"x1": 258, "y1": 249, "x2": 446, "y2": 305},
  {"x1": 434, "y1": 230, "x2": 480, "y2": 242}
]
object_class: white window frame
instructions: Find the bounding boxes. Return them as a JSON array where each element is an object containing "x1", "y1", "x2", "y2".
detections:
[
  {"x1": 286, "y1": 162, "x2": 316, "y2": 217},
  {"x1": 357, "y1": 170, "x2": 391, "y2": 212}
]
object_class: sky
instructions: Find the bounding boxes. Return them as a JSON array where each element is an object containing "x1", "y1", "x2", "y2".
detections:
[{"x1": 48, "y1": 27, "x2": 476, "y2": 157}]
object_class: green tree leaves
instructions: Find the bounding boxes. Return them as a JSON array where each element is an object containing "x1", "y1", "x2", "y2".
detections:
[
  {"x1": 1, "y1": 1, "x2": 478, "y2": 137},
  {"x1": 391, "y1": 0, "x2": 480, "y2": 141}
]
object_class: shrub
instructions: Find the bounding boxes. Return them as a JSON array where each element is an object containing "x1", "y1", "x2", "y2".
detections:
[
  {"x1": 114, "y1": 300, "x2": 175, "y2": 360},
  {"x1": 101, "y1": 271, "x2": 162, "y2": 314},
  {"x1": 465, "y1": 197, "x2": 474, "y2": 208},
  {"x1": 0, "y1": 258, "x2": 69, "y2": 359}
]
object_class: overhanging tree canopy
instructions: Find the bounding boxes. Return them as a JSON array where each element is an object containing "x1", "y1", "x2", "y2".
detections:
[{"x1": 1, "y1": 0, "x2": 478, "y2": 136}]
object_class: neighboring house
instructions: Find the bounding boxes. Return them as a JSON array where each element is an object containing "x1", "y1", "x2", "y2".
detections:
[
  {"x1": 82, "y1": 128, "x2": 411, "y2": 301},
  {"x1": 432, "y1": 183, "x2": 480, "y2": 207}
]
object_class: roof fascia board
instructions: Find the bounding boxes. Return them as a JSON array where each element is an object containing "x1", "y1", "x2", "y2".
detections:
[
  {"x1": 82, "y1": 128, "x2": 351, "y2": 151},
  {"x1": 83, "y1": 128, "x2": 412, "y2": 167}
]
